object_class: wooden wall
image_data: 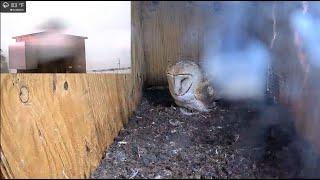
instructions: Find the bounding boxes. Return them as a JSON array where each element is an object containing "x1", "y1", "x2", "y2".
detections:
[
  {"x1": 0, "y1": 74, "x2": 130, "y2": 178},
  {"x1": 139, "y1": 1, "x2": 290, "y2": 89},
  {"x1": 0, "y1": 2, "x2": 145, "y2": 178},
  {"x1": 142, "y1": 2, "x2": 320, "y2": 152},
  {"x1": 141, "y1": 1, "x2": 210, "y2": 86},
  {"x1": 140, "y1": 1, "x2": 320, "y2": 152}
]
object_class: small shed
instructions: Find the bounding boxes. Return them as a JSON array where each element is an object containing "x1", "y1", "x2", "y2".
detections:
[{"x1": 9, "y1": 31, "x2": 87, "y2": 73}]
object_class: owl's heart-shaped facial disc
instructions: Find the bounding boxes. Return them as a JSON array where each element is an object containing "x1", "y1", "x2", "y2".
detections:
[{"x1": 174, "y1": 74, "x2": 193, "y2": 96}]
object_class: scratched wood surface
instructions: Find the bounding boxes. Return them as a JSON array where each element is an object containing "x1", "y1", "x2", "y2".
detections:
[
  {"x1": 0, "y1": 2, "x2": 145, "y2": 178},
  {"x1": 269, "y1": 3, "x2": 320, "y2": 153}
]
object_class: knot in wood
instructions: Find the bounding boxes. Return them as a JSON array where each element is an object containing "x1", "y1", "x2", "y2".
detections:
[{"x1": 19, "y1": 86, "x2": 29, "y2": 103}]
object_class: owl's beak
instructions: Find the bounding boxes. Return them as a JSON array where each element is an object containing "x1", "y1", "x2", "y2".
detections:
[{"x1": 166, "y1": 73, "x2": 174, "y2": 77}]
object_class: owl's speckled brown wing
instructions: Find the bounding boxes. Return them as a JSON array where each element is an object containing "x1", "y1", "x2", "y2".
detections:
[{"x1": 195, "y1": 79, "x2": 216, "y2": 108}]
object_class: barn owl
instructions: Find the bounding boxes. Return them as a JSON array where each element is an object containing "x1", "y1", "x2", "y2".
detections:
[{"x1": 166, "y1": 60, "x2": 217, "y2": 113}]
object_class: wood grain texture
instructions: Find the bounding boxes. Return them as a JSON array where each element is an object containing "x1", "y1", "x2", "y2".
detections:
[
  {"x1": 0, "y1": 74, "x2": 125, "y2": 178},
  {"x1": 0, "y1": 2, "x2": 145, "y2": 178},
  {"x1": 141, "y1": 1, "x2": 210, "y2": 86}
]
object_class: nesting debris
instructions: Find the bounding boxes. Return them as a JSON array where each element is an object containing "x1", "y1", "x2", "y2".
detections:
[{"x1": 91, "y1": 88, "x2": 312, "y2": 179}]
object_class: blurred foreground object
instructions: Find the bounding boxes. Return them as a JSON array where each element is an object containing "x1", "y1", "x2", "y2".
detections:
[
  {"x1": 1, "y1": 49, "x2": 9, "y2": 73},
  {"x1": 37, "y1": 18, "x2": 66, "y2": 32},
  {"x1": 289, "y1": 10, "x2": 320, "y2": 153},
  {"x1": 166, "y1": 60, "x2": 217, "y2": 113},
  {"x1": 203, "y1": 41, "x2": 270, "y2": 101}
]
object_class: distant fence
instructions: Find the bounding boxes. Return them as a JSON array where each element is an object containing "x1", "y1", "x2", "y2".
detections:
[{"x1": 87, "y1": 67, "x2": 131, "y2": 73}]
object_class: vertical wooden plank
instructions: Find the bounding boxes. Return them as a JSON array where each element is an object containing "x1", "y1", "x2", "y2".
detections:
[
  {"x1": 0, "y1": 74, "x2": 127, "y2": 178},
  {"x1": 0, "y1": 2, "x2": 146, "y2": 178},
  {"x1": 141, "y1": 1, "x2": 208, "y2": 86}
]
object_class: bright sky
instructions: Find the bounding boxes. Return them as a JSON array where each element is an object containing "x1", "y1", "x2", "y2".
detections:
[{"x1": 1, "y1": 1, "x2": 131, "y2": 71}]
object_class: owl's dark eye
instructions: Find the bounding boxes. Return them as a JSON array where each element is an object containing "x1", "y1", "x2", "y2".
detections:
[
  {"x1": 173, "y1": 74, "x2": 192, "y2": 96},
  {"x1": 179, "y1": 77, "x2": 191, "y2": 95},
  {"x1": 181, "y1": 77, "x2": 188, "y2": 84}
]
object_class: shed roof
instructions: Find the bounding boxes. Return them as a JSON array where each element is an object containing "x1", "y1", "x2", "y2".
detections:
[{"x1": 12, "y1": 31, "x2": 88, "y2": 39}]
